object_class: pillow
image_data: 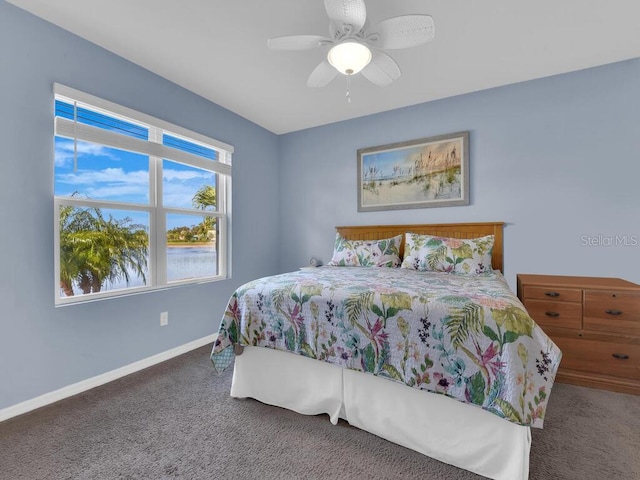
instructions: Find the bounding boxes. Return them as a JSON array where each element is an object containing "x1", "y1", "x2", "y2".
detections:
[
  {"x1": 401, "y1": 233, "x2": 494, "y2": 274},
  {"x1": 328, "y1": 234, "x2": 402, "y2": 267}
]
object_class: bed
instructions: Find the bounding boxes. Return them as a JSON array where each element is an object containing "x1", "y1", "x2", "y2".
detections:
[{"x1": 211, "y1": 222, "x2": 561, "y2": 480}]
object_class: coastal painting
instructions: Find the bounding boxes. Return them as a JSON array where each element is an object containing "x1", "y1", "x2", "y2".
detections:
[{"x1": 357, "y1": 131, "x2": 469, "y2": 212}]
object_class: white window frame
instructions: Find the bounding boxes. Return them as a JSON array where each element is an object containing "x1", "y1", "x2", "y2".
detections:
[{"x1": 53, "y1": 84, "x2": 233, "y2": 306}]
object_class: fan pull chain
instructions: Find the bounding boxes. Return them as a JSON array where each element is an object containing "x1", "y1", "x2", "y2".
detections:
[{"x1": 346, "y1": 75, "x2": 352, "y2": 104}]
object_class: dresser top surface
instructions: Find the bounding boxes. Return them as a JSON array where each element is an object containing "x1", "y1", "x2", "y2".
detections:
[{"x1": 517, "y1": 274, "x2": 640, "y2": 291}]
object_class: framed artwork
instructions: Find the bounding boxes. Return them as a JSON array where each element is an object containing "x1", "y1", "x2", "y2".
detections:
[{"x1": 357, "y1": 131, "x2": 469, "y2": 212}]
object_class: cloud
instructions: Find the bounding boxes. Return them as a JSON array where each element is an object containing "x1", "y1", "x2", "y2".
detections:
[
  {"x1": 84, "y1": 184, "x2": 149, "y2": 199},
  {"x1": 162, "y1": 169, "x2": 215, "y2": 209},
  {"x1": 55, "y1": 155, "x2": 215, "y2": 207},
  {"x1": 56, "y1": 168, "x2": 148, "y2": 185},
  {"x1": 56, "y1": 168, "x2": 149, "y2": 202},
  {"x1": 163, "y1": 182, "x2": 207, "y2": 209},
  {"x1": 163, "y1": 169, "x2": 213, "y2": 182},
  {"x1": 54, "y1": 139, "x2": 116, "y2": 167}
]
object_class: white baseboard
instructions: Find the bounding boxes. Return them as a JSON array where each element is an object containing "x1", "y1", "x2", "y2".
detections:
[{"x1": 0, "y1": 334, "x2": 216, "y2": 423}]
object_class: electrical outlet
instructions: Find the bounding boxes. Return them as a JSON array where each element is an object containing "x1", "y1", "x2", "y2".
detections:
[{"x1": 160, "y1": 311, "x2": 169, "y2": 326}]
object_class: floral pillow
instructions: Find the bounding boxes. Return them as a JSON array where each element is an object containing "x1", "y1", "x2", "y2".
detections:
[
  {"x1": 328, "y1": 234, "x2": 402, "y2": 267},
  {"x1": 401, "y1": 233, "x2": 494, "y2": 274}
]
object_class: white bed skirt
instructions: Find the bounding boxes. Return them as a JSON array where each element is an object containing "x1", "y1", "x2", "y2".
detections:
[{"x1": 231, "y1": 346, "x2": 531, "y2": 480}]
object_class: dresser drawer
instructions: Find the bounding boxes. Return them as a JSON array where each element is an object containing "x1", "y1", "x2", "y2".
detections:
[
  {"x1": 524, "y1": 299, "x2": 582, "y2": 329},
  {"x1": 523, "y1": 286, "x2": 582, "y2": 303},
  {"x1": 584, "y1": 291, "x2": 640, "y2": 335},
  {"x1": 553, "y1": 336, "x2": 640, "y2": 380}
]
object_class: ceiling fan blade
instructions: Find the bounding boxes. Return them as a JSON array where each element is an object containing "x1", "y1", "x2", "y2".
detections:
[
  {"x1": 324, "y1": 0, "x2": 367, "y2": 33},
  {"x1": 361, "y1": 51, "x2": 401, "y2": 87},
  {"x1": 307, "y1": 60, "x2": 339, "y2": 87},
  {"x1": 267, "y1": 35, "x2": 329, "y2": 50},
  {"x1": 372, "y1": 15, "x2": 435, "y2": 50}
]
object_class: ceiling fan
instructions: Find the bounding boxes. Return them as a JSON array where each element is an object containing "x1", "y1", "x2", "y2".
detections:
[{"x1": 267, "y1": 0, "x2": 435, "y2": 89}]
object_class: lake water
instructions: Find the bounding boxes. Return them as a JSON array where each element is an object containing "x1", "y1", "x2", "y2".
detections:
[
  {"x1": 166, "y1": 246, "x2": 217, "y2": 282},
  {"x1": 65, "y1": 246, "x2": 217, "y2": 296}
]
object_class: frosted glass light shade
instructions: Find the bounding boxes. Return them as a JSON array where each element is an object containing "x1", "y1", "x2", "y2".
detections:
[{"x1": 327, "y1": 41, "x2": 372, "y2": 75}]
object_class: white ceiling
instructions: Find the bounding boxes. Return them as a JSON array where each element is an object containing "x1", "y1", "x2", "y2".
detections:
[{"x1": 8, "y1": 0, "x2": 640, "y2": 134}]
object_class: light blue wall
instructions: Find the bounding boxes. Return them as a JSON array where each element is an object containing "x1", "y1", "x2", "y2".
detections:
[
  {"x1": 2, "y1": 0, "x2": 639, "y2": 413},
  {"x1": 278, "y1": 58, "x2": 640, "y2": 288},
  {"x1": 0, "y1": 2, "x2": 280, "y2": 409}
]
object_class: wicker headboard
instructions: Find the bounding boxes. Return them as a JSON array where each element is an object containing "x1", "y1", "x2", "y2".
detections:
[{"x1": 335, "y1": 222, "x2": 505, "y2": 272}]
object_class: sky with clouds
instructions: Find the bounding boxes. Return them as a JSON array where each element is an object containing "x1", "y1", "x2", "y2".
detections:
[{"x1": 55, "y1": 138, "x2": 216, "y2": 230}]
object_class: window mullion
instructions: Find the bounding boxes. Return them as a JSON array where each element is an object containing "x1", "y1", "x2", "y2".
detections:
[
  {"x1": 220, "y1": 173, "x2": 230, "y2": 278},
  {"x1": 151, "y1": 126, "x2": 166, "y2": 286},
  {"x1": 53, "y1": 197, "x2": 62, "y2": 304}
]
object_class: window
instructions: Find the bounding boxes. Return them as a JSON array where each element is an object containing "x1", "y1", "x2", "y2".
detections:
[{"x1": 53, "y1": 84, "x2": 233, "y2": 305}]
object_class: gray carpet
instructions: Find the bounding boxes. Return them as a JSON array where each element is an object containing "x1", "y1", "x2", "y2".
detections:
[{"x1": 1, "y1": 345, "x2": 638, "y2": 480}]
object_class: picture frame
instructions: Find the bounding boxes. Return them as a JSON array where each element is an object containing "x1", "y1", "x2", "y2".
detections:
[{"x1": 357, "y1": 131, "x2": 469, "y2": 212}]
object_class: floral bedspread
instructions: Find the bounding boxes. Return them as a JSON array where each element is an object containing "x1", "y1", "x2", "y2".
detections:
[{"x1": 210, "y1": 267, "x2": 561, "y2": 428}]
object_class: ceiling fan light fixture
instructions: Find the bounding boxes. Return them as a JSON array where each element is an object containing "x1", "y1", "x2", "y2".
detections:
[{"x1": 327, "y1": 41, "x2": 372, "y2": 75}]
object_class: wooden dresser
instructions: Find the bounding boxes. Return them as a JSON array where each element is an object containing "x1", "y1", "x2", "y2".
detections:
[{"x1": 517, "y1": 274, "x2": 640, "y2": 394}]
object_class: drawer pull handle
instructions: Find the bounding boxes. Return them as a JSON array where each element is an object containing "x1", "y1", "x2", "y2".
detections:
[
  {"x1": 605, "y1": 309, "x2": 623, "y2": 316},
  {"x1": 545, "y1": 311, "x2": 560, "y2": 317},
  {"x1": 612, "y1": 353, "x2": 629, "y2": 360},
  {"x1": 544, "y1": 292, "x2": 560, "y2": 297}
]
